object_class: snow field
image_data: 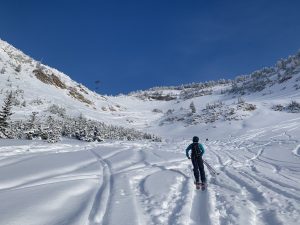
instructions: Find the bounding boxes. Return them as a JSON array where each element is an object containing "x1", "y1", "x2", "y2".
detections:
[
  {"x1": 206, "y1": 119, "x2": 300, "y2": 225},
  {"x1": 0, "y1": 116, "x2": 300, "y2": 225}
]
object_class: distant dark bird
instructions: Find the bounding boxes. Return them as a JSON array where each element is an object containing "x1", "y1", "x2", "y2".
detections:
[{"x1": 95, "y1": 80, "x2": 101, "y2": 91}]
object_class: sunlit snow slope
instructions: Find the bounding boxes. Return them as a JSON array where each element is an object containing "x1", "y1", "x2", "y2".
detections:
[
  {"x1": 0, "y1": 120, "x2": 299, "y2": 225},
  {"x1": 0, "y1": 39, "x2": 300, "y2": 225}
]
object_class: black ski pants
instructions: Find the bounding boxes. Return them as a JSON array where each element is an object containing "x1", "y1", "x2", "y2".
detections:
[{"x1": 191, "y1": 156, "x2": 206, "y2": 183}]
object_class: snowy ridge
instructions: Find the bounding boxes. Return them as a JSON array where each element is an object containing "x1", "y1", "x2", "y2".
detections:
[
  {"x1": 1, "y1": 38, "x2": 300, "y2": 132},
  {"x1": 0, "y1": 38, "x2": 122, "y2": 123}
]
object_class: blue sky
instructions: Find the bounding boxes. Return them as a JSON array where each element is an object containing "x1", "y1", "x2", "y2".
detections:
[{"x1": 1, "y1": 0, "x2": 300, "y2": 95}]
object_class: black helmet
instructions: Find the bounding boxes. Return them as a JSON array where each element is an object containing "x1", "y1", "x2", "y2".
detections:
[{"x1": 193, "y1": 136, "x2": 199, "y2": 142}]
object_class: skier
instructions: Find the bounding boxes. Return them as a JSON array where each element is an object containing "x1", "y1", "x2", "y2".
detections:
[{"x1": 186, "y1": 136, "x2": 206, "y2": 189}]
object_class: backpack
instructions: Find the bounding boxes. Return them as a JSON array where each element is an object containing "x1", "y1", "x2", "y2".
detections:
[{"x1": 192, "y1": 143, "x2": 202, "y2": 158}]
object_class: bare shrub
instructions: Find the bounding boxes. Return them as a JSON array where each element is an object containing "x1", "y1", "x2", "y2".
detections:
[
  {"x1": 286, "y1": 101, "x2": 300, "y2": 113},
  {"x1": 15, "y1": 64, "x2": 21, "y2": 73},
  {"x1": 244, "y1": 103, "x2": 256, "y2": 111},
  {"x1": 47, "y1": 104, "x2": 66, "y2": 117},
  {"x1": 152, "y1": 108, "x2": 163, "y2": 113},
  {"x1": 272, "y1": 104, "x2": 284, "y2": 111}
]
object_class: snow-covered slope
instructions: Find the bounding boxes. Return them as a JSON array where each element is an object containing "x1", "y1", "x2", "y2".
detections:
[
  {"x1": 0, "y1": 39, "x2": 125, "y2": 122},
  {"x1": 0, "y1": 119, "x2": 299, "y2": 225},
  {"x1": 1, "y1": 38, "x2": 300, "y2": 135},
  {"x1": 0, "y1": 39, "x2": 300, "y2": 225}
]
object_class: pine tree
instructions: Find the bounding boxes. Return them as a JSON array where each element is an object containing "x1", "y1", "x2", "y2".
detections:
[
  {"x1": 25, "y1": 112, "x2": 39, "y2": 140},
  {"x1": 190, "y1": 101, "x2": 196, "y2": 114},
  {"x1": 45, "y1": 116, "x2": 61, "y2": 143},
  {"x1": 0, "y1": 92, "x2": 14, "y2": 138}
]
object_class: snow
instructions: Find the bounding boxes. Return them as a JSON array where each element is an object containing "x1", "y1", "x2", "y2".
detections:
[
  {"x1": 1, "y1": 116, "x2": 300, "y2": 225},
  {"x1": 1, "y1": 39, "x2": 300, "y2": 224}
]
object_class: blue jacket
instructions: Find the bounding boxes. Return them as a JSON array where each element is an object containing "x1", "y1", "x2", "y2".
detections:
[{"x1": 186, "y1": 143, "x2": 205, "y2": 158}]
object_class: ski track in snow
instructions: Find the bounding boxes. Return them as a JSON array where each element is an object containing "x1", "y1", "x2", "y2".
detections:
[
  {"x1": 88, "y1": 149, "x2": 113, "y2": 225},
  {"x1": 0, "y1": 120, "x2": 300, "y2": 225},
  {"x1": 207, "y1": 120, "x2": 300, "y2": 225},
  {"x1": 293, "y1": 144, "x2": 300, "y2": 157}
]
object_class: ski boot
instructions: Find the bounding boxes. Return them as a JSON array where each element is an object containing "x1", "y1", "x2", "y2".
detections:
[
  {"x1": 194, "y1": 181, "x2": 201, "y2": 190},
  {"x1": 200, "y1": 182, "x2": 207, "y2": 191}
]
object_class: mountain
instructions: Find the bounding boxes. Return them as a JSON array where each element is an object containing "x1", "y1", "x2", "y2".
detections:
[
  {"x1": 0, "y1": 39, "x2": 164, "y2": 141},
  {"x1": 1, "y1": 38, "x2": 300, "y2": 139},
  {"x1": 0, "y1": 39, "x2": 300, "y2": 225},
  {"x1": 0, "y1": 39, "x2": 121, "y2": 119}
]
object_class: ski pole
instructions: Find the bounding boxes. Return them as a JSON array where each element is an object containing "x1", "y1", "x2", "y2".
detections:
[
  {"x1": 205, "y1": 163, "x2": 218, "y2": 176},
  {"x1": 203, "y1": 159, "x2": 219, "y2": 175},
  {"x1": 205, "y1": 162, "x2": 219, "y2": 175},
  {"x1": 203, "y1": 160, "x2": 215, "y2": 172}
]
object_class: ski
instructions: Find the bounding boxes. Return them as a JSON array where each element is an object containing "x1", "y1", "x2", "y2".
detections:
[{"x1": 194, "y1": 181, "x2": 207, "y2": 191}]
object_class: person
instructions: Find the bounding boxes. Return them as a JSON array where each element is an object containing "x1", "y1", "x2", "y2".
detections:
[{"x1": 185, "y1": 136, "x2": 206, "y2": 186}]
